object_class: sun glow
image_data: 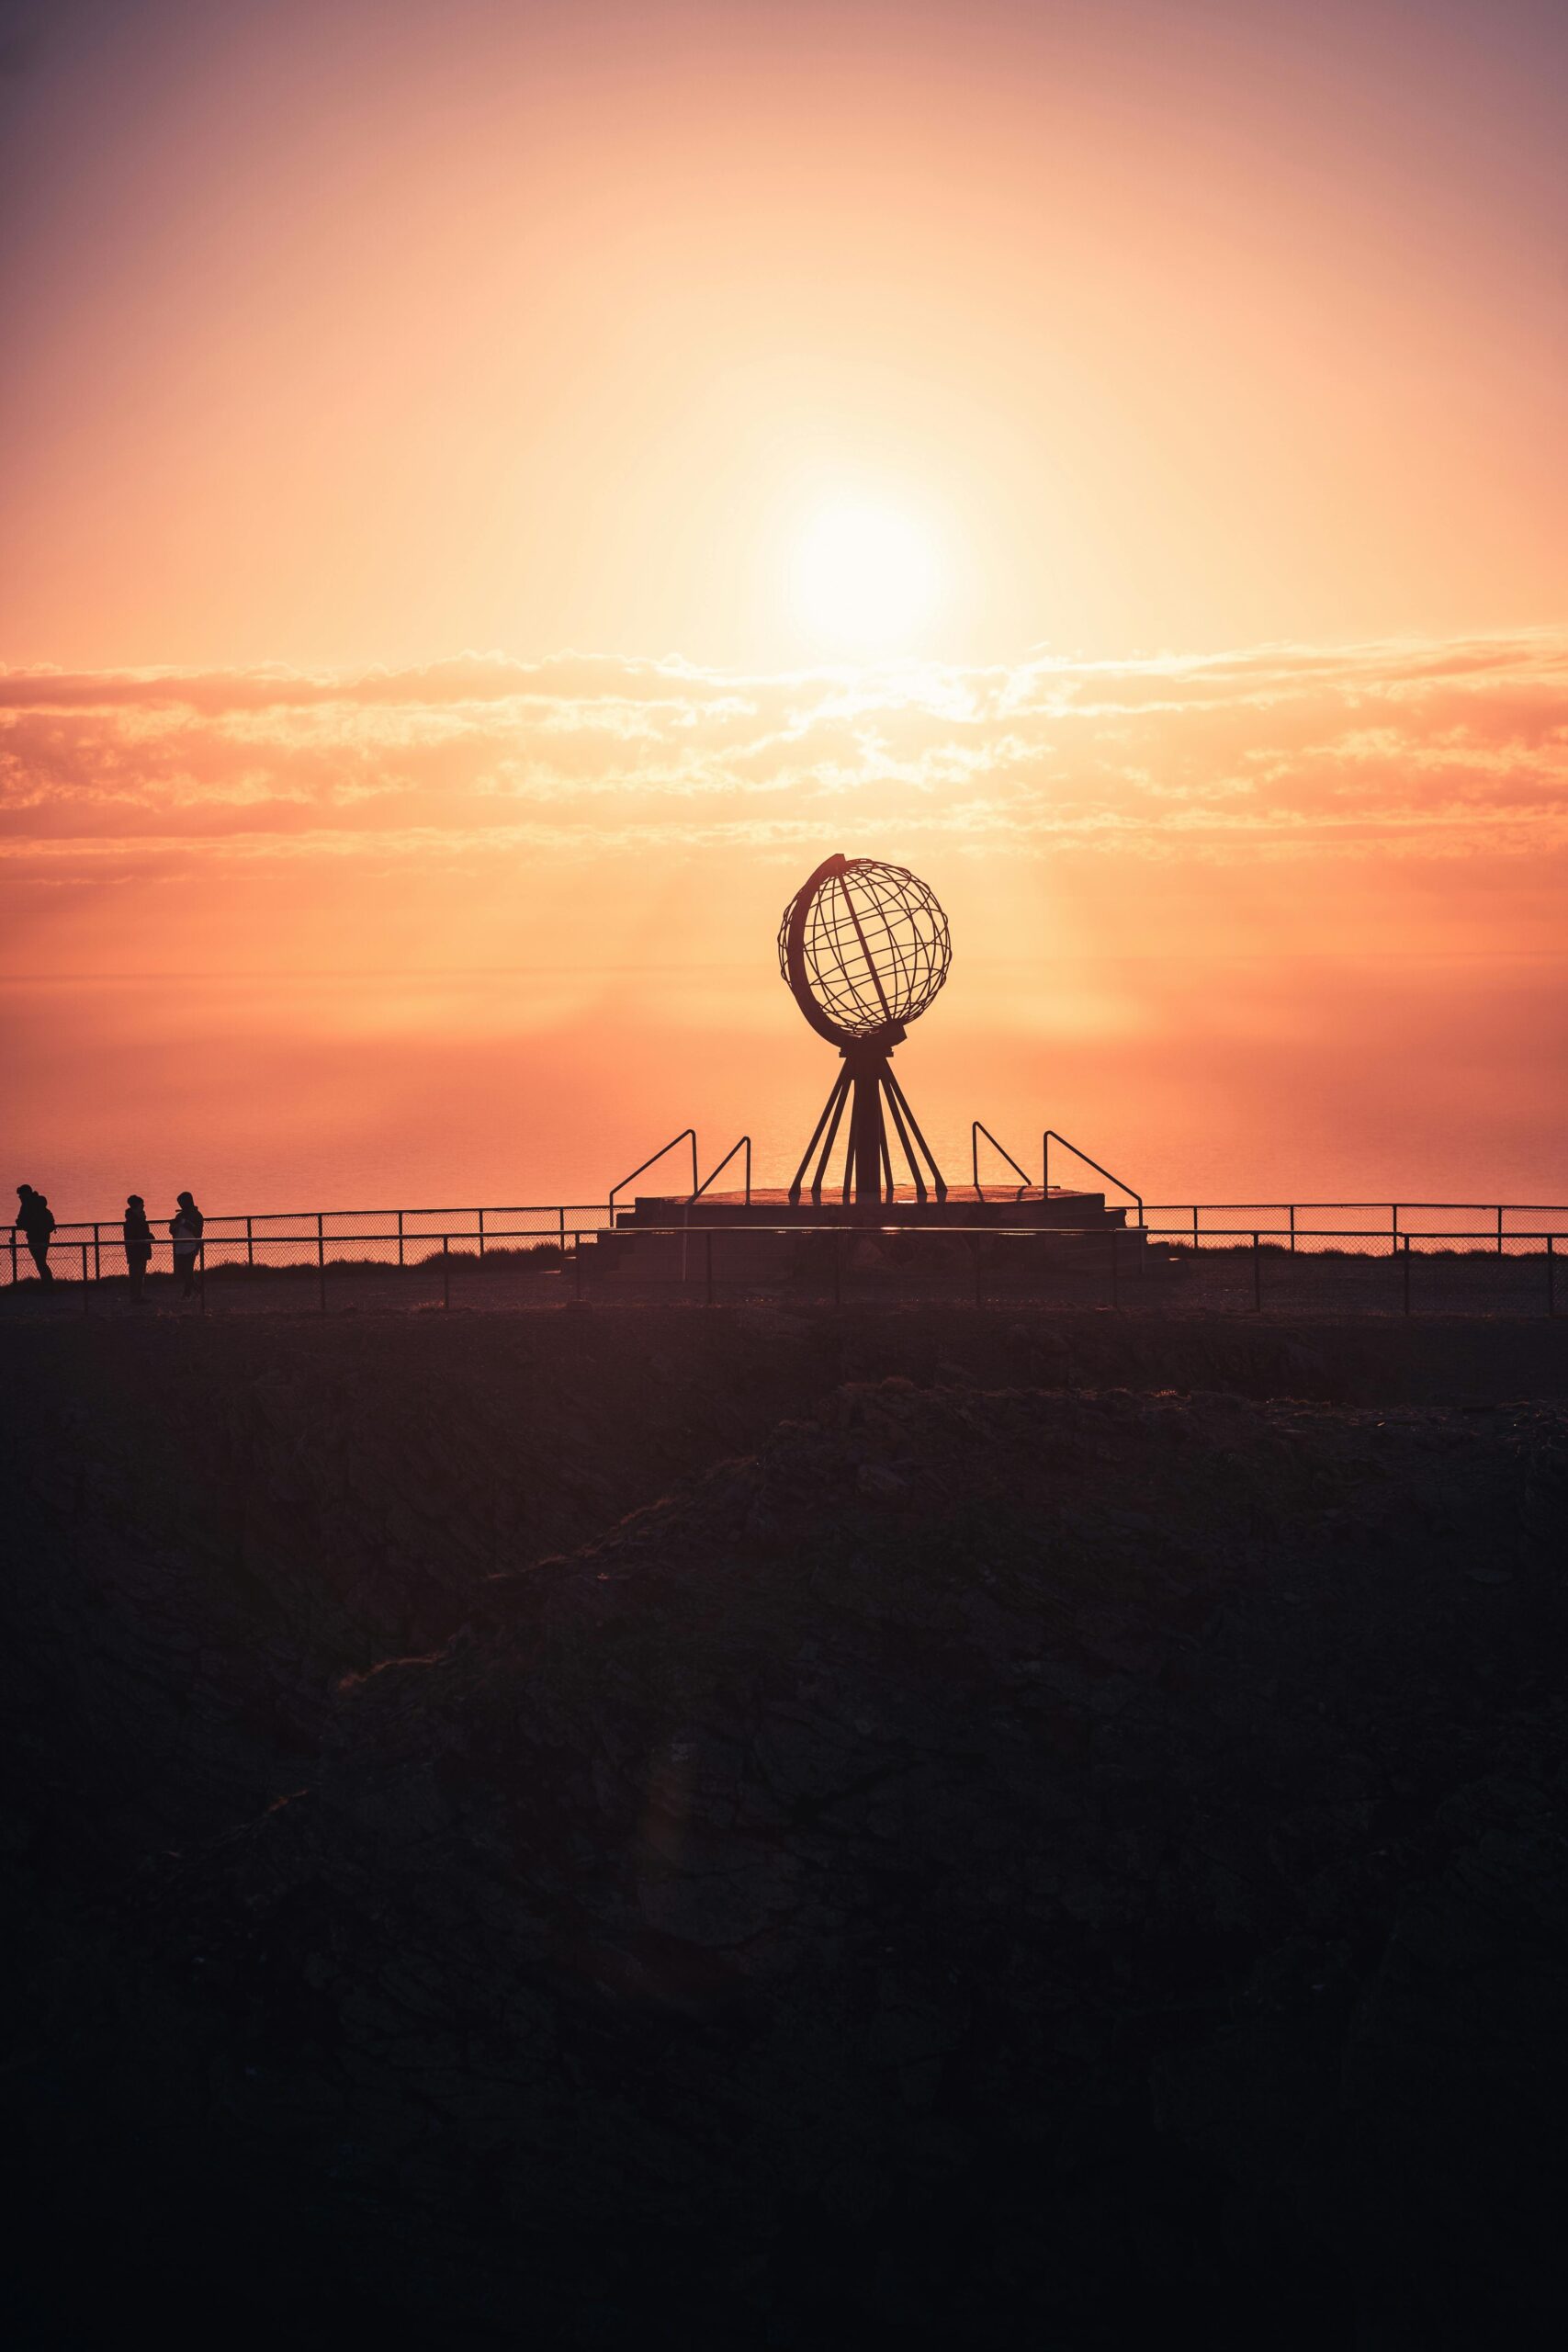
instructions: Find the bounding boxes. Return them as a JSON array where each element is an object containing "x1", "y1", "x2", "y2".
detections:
[{"x1": 787, "y1": 500, "x2": 942, "y2": 652}]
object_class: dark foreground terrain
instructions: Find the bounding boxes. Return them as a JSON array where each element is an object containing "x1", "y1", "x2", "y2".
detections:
[{"x1": 6, "y1": 1306, "x2": 1568, "y2": 2346}]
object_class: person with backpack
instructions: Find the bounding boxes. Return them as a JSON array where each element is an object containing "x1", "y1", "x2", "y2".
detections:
[
  {"x1": 170, "y1": 1191, "x2": 204, "y2": 1300},
  {"x1": 15, "y1": 1183, "x2": 55, "y2": 1285}
]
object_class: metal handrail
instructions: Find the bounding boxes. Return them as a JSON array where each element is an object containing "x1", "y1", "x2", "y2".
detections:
[
  {"x1": 1139, "y1": 1227, "x2": 1558, "y2": 1242},
  {"x1": 607, "y1": 1129, "x2": 699, "y2": 1218},
  {"x1": 971, "y1": 1121, "x2": 1032, "y2": 1199},
  {"x1": 7, "y1": 1219, "x2": 1563, "y2": 1265},
  {"x1": 1043, "y1": 1130, "x2": 1144, "y2": 1223},
  {"x1": 8, "y1": 1223, "x2": 1564, "y2": 1251},
  {"x1": 691, "y1": 1136, "x2": 752, "y2": 1205},
  {"x1": 1139, "y1": 1201, "x2": 1563, "y2": 1212},
  {"x1": 27, "y1": 1200, "x2": 613, "y2": 1226}
]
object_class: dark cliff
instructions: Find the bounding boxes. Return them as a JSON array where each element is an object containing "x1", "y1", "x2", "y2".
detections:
[{"x1": 5, "y1": 1306, "x2": 1568, "y2": 2346}]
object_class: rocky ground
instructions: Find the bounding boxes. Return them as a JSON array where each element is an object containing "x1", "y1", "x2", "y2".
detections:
[{"x1": 6, "y1": 1306, "x2": 1568, "y2": 2346}]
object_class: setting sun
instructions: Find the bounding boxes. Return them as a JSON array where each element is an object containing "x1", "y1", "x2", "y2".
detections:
[{"x1": 787, "y1": 500, "x2": 942, "y2": 652}]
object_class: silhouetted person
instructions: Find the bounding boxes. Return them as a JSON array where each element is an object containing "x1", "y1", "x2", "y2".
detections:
[
  {"x1": 15, "y1": 1183, "x2": 55, "y2": 1285},
  {"x1": 170, "y1": 1191, "x2": 204, "y2": 1299},
  {"x1": 124, "y1": 1193, "x2": 152, "y2": 1302}
]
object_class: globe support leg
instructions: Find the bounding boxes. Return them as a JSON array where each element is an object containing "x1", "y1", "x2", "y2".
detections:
[
  {"x1": 884, "y1": 1066, "x2": 947, "y2": 1204},
  {"x1": 880, "y1": 1071, "x2": 928, "y2": 1204},
  {"x1": 789, "y1": 1047, "x2": 947, "y2": 1213},
  {"x1": 789, "y1": 1067, "x2": 851, "y2": 1207},
  {"x1": 847, "y1": 1061, "x2": 886, "y2": 1212},
  {"x1": 812, "y1": 1072, "x2": 852, "y2": 1205}
]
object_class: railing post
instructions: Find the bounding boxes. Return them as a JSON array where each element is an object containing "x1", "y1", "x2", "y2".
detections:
[
  {"x1": 1402, "y1": 1235, "x2": 1412, "y2": 1317},
  {"x1": 81, "y1": 1243, "x2": 90, "y2": 1314},
  {"x1": 558, "y1": 1206, "x2": 566, "y2": 1261},
  {"x1": 317, "y1": 1214, "x2": 326, "y2": 1313},
  {"x1": 1391, "y1": 1203, "x2": 1398, "y2": 1256},
  {"x1": 198, "y1": 1240, "x2": 207, "y2": 1312},
  {"x1": 705, "y1": 1227, "x2": 714, "y2": 1306},
  {"x1": 479, "y1": 1207, "x2": 486, "y2": 1259},
  {"x1": 574, "y1": 1229, "x2": 584, "y2": 1302},
  {"x1": 8, "y1": 1227, "x2": 16, "y2": 1286},
  {"x1": 1192, "y1": 1204, "x2": 1199, "y2": 1257},
  {"x1": 1252, "y1": 1231, "x2": 1262, "y2": 1312},
  {"x1": 93, "y1": 1223, "x2": 101, "y2": 1282},
  {"x1": 1548, "y1": 1233, "x2": 1556, "y2": 1318},
  {"x1": 442, "y1": 1237, "x2": 451, "y2": 1309},
  {"x1": 1043, "y1": 1134, "x2": 1050, "y2": 1196},
  {"x1": 245, "y1": 1215, "x2": 254, "y2": 1270},
  {"x1": 1289, "y1": 1204, "x2": 1296, "y2": 1254},
  {"x1": 1496, "y1": 1204, "x2": 1504, "y2": 1257},
  {"x1": 397, "y1": 1209, "x2": 405, "y2": 1268}
]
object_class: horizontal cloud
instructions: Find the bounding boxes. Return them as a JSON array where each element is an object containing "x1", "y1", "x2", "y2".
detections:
[{"x1": 2, "y1": 630, "x2": 1566, "y2": 874}]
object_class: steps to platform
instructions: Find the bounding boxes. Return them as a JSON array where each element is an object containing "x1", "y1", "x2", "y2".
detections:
[{"x1": 583, "y1": 1187, "x2": 1159, "y2": 1283}]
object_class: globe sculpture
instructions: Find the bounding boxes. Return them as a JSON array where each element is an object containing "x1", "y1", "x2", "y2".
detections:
[{"x1": 778, "y1": 853, "x2": 951, "y2": 1209}]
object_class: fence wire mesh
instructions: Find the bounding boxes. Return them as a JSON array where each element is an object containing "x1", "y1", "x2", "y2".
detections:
[{"x1": 3, "y1": 1204, "x2": 1562, "y2": 1317}]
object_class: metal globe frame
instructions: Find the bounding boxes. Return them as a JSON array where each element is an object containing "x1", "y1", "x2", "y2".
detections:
[{"x1": 779, "y1": 853, "x2": 951, "y2": 1211}]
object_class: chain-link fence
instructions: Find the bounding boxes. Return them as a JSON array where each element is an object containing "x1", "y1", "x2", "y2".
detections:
[
  {"x1": 3, "y1": 1205, "x2": 1564, "y2": 1317},
  {"x1": 1139, "y1": 1203, "x2": 1568, "y2": 1317}
]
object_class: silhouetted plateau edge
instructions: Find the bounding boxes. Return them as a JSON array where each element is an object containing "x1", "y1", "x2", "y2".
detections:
[{"x1": 6, "y1": 1306, "x2": 1568, "y2": 2346}]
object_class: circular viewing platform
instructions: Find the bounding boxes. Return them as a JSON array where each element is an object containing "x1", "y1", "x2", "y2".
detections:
[{"x1": 614, "y1": 1185, "x2": 1136, "y2": 1231}]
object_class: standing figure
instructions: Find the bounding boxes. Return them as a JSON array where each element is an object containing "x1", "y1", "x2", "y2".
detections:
[
  {"x1": 15, "y1": 1183, "x2": 56, "y2": 1285},
  {"x1": 170, "y1": 1190, "x2": 205, "y2": 1299},
  {"x1": 124, "y1": 1193, "x2": 153, "y2": 1303}
]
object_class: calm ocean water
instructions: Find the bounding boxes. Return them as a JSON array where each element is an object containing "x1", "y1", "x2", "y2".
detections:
[{"x1": 7, "y1": 967, "x2": 1566, "y2": 1229}]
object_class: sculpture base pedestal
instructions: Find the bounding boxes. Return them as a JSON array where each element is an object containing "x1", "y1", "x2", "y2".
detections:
[{"x1": 583, "y1": 1186, "x2": 1156, "y2": 1282}]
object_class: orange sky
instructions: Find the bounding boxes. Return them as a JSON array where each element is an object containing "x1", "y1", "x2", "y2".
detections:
[{"x1": 2, "y1": 0, "x2": 1565, "y2": 1216}]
